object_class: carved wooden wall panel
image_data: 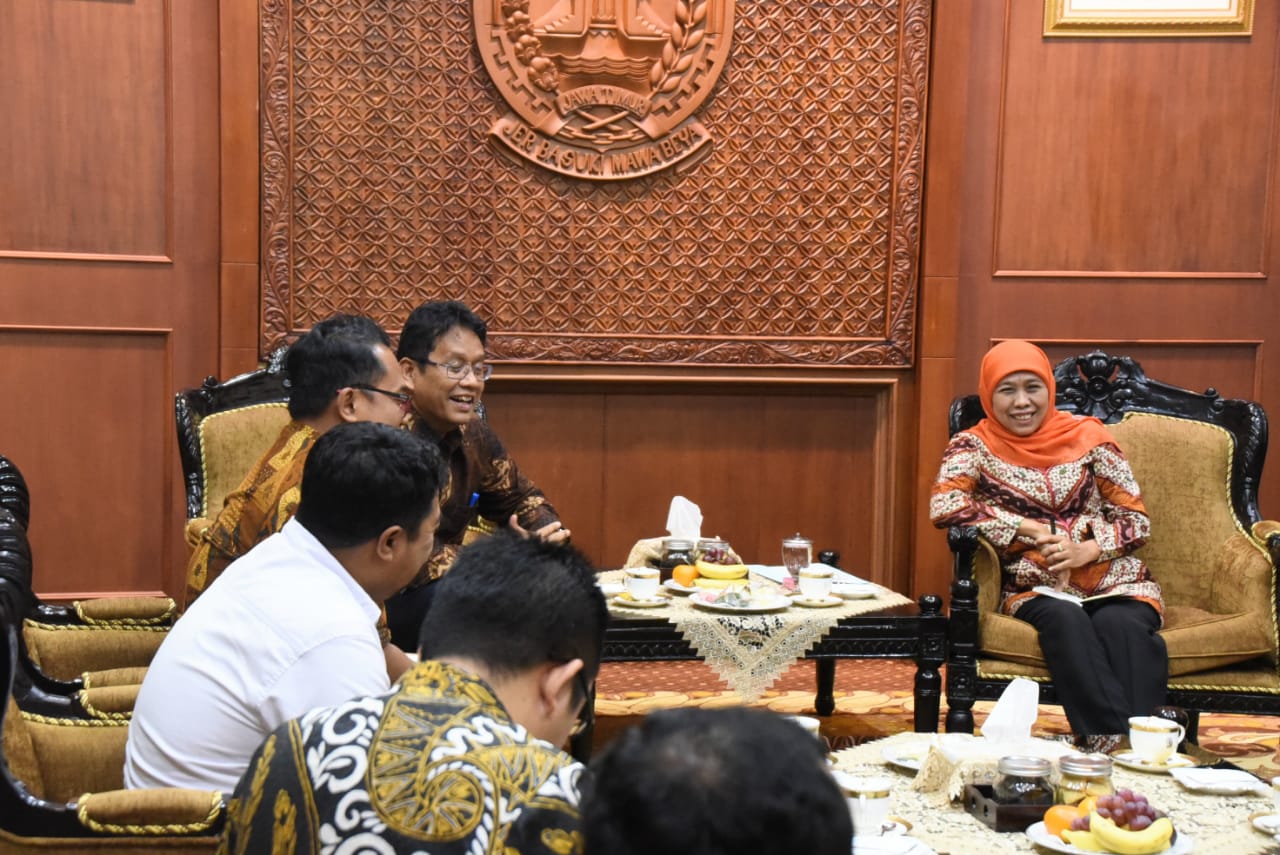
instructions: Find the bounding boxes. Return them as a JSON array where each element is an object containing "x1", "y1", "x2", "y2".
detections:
[{"x1": 261, "y1": 0, "x2": 930, "y2": 366}]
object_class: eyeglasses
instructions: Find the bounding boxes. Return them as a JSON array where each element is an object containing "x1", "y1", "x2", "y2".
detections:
[
  {"x1": 417, "y1": 358, "x2": 493, "y2": 382},
  {"x1": 569, "y1": 670, "x2": 594, "y2": 738},
  {"x1": 349, "y1": 384, "x2": 412, "y2": 407}
]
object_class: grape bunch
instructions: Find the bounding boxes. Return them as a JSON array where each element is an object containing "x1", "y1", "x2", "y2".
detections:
[{"x1": 1066, "y1": 789, "x2": 1166, "y2": 832}]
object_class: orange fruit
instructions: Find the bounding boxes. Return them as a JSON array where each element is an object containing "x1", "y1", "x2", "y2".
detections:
[
  {"x1": 1043, "y1": 804, "x2": 1084, "y2": 840},
  {"x1": 672, "y1": 564, "x2": 699, "y2": 587}
]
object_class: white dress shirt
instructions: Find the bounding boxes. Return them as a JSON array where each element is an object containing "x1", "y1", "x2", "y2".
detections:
[{"x1": 124, "y1": 518, "x2": 388, "y2": 794}]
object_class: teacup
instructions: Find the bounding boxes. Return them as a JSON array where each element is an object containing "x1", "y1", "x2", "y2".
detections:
[
  {"x1": 1128, "y1": 715, "x2": 1184, "y2": 764},
  {"x1": 785, "y1": 714, "x2": 824, "y2": 748},
  {"x1": 797, "y1": 566, "x2": 834, "y2": 600},
  {"x1": 832, "y1": 771, "x2": 892, "y2": 835},
  {"x1": 625, "y1": 567, "x2": 660, "y2": 600}
]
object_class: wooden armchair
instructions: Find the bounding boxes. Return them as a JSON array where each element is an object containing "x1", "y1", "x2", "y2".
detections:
[
  {"x1": 944, "y1": 351, "x2": 1280, "y2": 740},
  {"x1": 0, "y1": 515, "x2": 223, "y2": 851},
  {"x1": 0, "y1": 456, "x2": 174, "y2": 682}
]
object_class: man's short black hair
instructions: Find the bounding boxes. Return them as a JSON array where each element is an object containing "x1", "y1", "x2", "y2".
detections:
[
  {"x1": 295, "y1": 422, "x2": 444, "y2": 550},
  {"x1": 418, "y1": 532, "x2": 606, "y2": 682},
  {"x1": 286, "y1": 314, "x2": 393, "y2": 419},
  {"x1": 396, "y1": 300, "x2": 488, "y2": 362},
  {"x1": 581, "y1": 707, "x2": 852, "y2": 855}
]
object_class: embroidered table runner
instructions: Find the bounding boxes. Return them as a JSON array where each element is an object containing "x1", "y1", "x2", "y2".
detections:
[
  {"x1": 833, "y1": 733, "x2": 1275, "y2": 854},
  {"x1": 600, "y1": 569, "x2": 912, "y2": 701}
]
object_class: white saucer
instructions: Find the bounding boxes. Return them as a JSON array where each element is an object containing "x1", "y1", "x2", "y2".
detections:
[
  {"x1": 662, "y1": 578, "x2": 697, "y2": 595},
  {"x1": 833, "y1": 582, "x2": 878, "y2": 599},
  {"x1": 1110, "y1": 749, "x2": 1198, "y2": 773},
  {"x1": 792, "y1": 594, "x2": 842, "y2": 608},
  {"x1": 610, "y1": 593, "x2": 669, "y2": 608},
  {"x1": 1251, "y1": 812, "x2": 1280, "y2": 835},
  {"x1": 1169, "y1": 766, "x2": 1267, "y2": 794}
]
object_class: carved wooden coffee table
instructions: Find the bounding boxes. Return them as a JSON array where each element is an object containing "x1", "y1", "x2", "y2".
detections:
[{"x1": 573, "y1": 594, "x2": 947, "y2": 759}]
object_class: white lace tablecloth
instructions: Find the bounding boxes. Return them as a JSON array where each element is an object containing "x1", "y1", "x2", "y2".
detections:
[
  {"x1": 833, "y1": 732, "x2": 1278, "y2": 854},
  {"x1": 600, "y1": 569, "x2": 913, "y2": 701}
]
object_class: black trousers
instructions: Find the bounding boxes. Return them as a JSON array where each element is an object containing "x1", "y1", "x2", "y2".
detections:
[
  {"x1": 1015, "y1": 596, "x2": 1167, "y2": 736},
  {"x1": 385, "y1": 581, "x2": 439, "y2": 652}
]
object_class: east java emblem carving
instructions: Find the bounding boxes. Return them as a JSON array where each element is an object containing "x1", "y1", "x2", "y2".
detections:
[{"x1": 475, "y1": 0, "x2": 734, "y2": 180}]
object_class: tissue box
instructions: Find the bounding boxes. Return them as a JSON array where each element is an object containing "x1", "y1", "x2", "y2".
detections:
[{"x1": 963, "y1": 784, "x2": 1046, "y2": 833}]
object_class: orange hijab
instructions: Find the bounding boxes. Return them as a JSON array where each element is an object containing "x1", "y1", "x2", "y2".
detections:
[{"x1": 968, "y1": 341, "x2": 1113, "y2": 469}]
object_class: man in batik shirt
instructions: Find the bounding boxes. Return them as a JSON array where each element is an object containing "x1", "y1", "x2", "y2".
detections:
[
  {"x1": 220, "y1": 532, "x2": 607, "y2": 855},
  {"x1": 184, "y1": 314, "x2": 411, "y2": 606},
  {"x1": 385, "y1": 300, "x2": 571, "y2": 647}
]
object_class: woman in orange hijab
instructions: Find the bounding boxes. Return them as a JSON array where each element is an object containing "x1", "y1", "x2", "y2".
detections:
[{"x1": 931, "y1": 341, "x2": 1166, "y2": 736}]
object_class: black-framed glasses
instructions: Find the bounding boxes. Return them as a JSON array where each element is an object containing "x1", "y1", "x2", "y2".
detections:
[
  {"x1": 569, "y1": 669, "x2": 594, "y2": 738},
  {"x1": 349, "y1": 383, "x2": 412, "y2": 407},
  {"x1": 417, "y1": 357, "x2": 493, "y2": 382}
]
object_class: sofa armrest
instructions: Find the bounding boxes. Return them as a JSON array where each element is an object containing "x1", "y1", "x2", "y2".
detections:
[
  {"x1": 1210, "y1": 530, "x2": 1278, "y2": 619},
  {"x1": 75, "y1": 789, "x2": 224, "y2": 836},
  {"x1": 1253, "y1": 520, "x2": 1280, "y2": 567}
]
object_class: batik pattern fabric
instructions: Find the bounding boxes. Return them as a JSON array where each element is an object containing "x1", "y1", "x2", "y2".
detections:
[
  {"x1": 415, "y1": 418, "x2": 560, "y2": 586},
  {"x1": 184, "y1": 421, "x2": 317, "y2": 608},
  {"x1": 219, "y1": 660, "x2": 585, "y2": 855},
  {"x1": 930, "y1": 432, "x2": 1163, "y2": 619}
]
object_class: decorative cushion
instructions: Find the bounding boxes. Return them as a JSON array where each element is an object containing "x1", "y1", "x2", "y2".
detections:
[
  {"x1": 3, "y1": 697, "x2": 45, "y2": 799},
  {"x1": 21, "y1": 715, "x2": 128, "y2": 803},
  {"x1": 196, "y1": 403, "x2": 290, "y2": 518},
  {"x1": 23, "y1": 625, "x2": 166, "y2": 681},
  {"x1": 73, "y1": 597, "x2": 175, "y2": 627}
]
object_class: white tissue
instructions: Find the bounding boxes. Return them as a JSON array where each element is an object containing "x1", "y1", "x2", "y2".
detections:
[
  {"x1": 665, "y1": 496, "x2": 703, "y2": 541},
  {"x1": 980, "y1": 677, "x2": 1039, "y2": 747}
]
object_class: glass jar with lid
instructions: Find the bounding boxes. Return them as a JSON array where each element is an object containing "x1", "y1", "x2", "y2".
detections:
[
  {"x1": 658, "y1": 537, "x2": 695, "y2": 582},
  {"x1": 1056, "y1": 753, "x2": 1114, "y2": 806},
  {"x1": 992, "y1": 755, "x2": 1055, "y2": 806},
  {"x1": 696, "y1": 537, "x2": 731, "y2": 565}
]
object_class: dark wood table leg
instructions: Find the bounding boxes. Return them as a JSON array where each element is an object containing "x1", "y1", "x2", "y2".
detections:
[
  {"x1": 912, "y1": 594, "x2": 945, "y2": 731},
  {"x1": 814, "y1": 660, "x2": 836, "y2": 716}
]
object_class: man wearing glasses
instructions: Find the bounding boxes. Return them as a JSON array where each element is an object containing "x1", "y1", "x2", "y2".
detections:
[
  {"x1": 389, "y1": 300, "x2": 569, "y2": 648},
  {"x1": 222, "y1": 532, "x2": 606, "y2": 855},
  {"x1": 184, "y1": 313, "x2": 418, "y2": 675}
]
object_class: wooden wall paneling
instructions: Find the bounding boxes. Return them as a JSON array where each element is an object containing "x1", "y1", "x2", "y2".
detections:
[
  {"x1": 0, "y1": 328, "x2": 172, "y2": 597},
  {"x1": 257, "y1": 0, "x2": 930, "y2": 368},
  {"x1": 481, "y1": 389, "x2": 607, "y2": 565},
  {"x1": 0, "y1": 1, "x2": 171, "y2": 261},
  {"x1": 219, "y1": 0, "x2": 261, "y2": 377},
  {"x1": 0, "y1": 0, "x2": 221, "y2": 600},
  {"x1": 995, "y1": 1, "x2": 1276, "y2": 277}
]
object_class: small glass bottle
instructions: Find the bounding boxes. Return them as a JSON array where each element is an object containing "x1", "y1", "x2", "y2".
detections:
[
  {"x1": 992, "y1": 756, "x2": 1055, "y2": 806},
  {"x1": 1056, "y1": 754, "x2": 1114, "y2": 806},
  {"x1": 657, "y1": 537, "x2": 695, "y2": 582}
]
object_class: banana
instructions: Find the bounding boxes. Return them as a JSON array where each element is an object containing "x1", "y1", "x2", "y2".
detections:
[
  {"x1": 1088, "y1": 812, "x2": 1173, "y2": 855},
  {"x1": 694, "y1": 559, "x2": 748, "y2": 580},
  {"x1": 1062, "y1": 830, "x2": 1105, "y2": 852}
]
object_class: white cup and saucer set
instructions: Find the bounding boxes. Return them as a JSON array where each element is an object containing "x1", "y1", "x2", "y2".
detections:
[{"x1": 831, "y1": 771, "x2": 934, "y2": 854}]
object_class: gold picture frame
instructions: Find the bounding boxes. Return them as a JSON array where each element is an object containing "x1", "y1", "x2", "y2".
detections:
[{"x1": 1044, "y1": 0, "x2": 1254, "y2": 37}]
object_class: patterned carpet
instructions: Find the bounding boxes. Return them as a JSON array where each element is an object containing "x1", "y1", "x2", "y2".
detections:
[{"x1": 593, "y1": 659, "x2": 1280, "y2": 779}]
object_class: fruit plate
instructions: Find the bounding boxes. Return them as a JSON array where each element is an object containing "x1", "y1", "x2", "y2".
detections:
[
  {"x1": 610, "y1": 593, "x2": 670, "y2": 609},
  {"x1": 690, "y1": 592, "x2": 791, "y2": 613},
  {"x1": 1025, "y1": 821, "x2": 1191, "y2": 854},
  {"x1": 1109, "y1": 750, "x2": 1199, "y2": 773}
]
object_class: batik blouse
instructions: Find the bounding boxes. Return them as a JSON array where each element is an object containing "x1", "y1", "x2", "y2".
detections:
[{"x1": 930, "y1": 432, "x2": 1163, "y2": 619}]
